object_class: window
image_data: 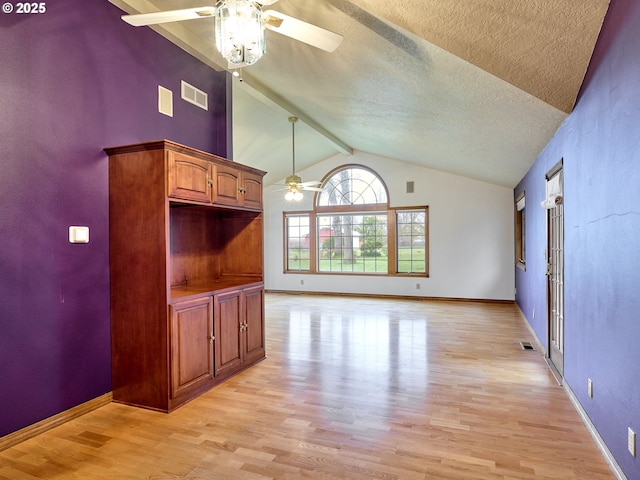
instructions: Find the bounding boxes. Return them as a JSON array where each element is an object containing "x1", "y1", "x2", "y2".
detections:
[
  {"x1": 396, "y1": 209, "x2": 427, "y2": 273},
  {"x1": 286, "y1": 214, "x2": 311, "y2": 271},
  {"x1": 515, "y1": 193, "x2": 525, "y2": 270},
  {"x1": 318, "y1": 213, "x2": 388, "y2": 273},
  {"x1": 284, "y1": 165, "x2": 428, "y2": 276},
  {"x1": 317, "y1": 166, "x2": 387, "y2": 206}
]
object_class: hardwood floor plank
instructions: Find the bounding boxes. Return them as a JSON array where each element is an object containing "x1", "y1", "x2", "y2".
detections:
[{"x1": 0, "y1": 294, "x2": 615, "y2": 479}]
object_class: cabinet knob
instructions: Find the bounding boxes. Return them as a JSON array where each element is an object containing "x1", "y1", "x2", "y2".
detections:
[
  {"x1": 209, "y1": 334, "x2": 215, "y2": 343},
  {"x1": 207, "y1": 177, "x2": 213, "y2": 187}
]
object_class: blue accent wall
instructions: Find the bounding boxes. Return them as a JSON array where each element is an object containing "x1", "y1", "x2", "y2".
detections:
[
  {"x1": 515, "y1": 0, "x2": 640, "y2": 477},
  {"x1": 0, "y1": 0, "x2": 229, "y2": 436}
]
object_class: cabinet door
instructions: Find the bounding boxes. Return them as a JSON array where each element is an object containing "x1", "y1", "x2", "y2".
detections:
[
  {"x1": 242, "y1": 171, "x2": 263, "y2": 210},
  {"x1": 213, "y1": 290, "x2": 243, "y2": 376},
  {"x1": 213, "y1": 164, "x2": 242, "y2": 207},
  {"x1": 170, "y1": 297, "x2": 214, "y2": 398},
  {"x1": 243, "y1": 285, "x2": 265, "y2": 365},
  {"x1": 167, "y1": 150, "x2": 212, "y2": 203}
]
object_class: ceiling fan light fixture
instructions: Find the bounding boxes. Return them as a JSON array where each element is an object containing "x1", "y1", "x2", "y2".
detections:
[
  {"x1": 285, "y1": 189, "x2": 303, "y2": 201},
  {"x1": 285, "y1": 175, "x2": 304, "y2": 201},
  {"x1": 285, "y1": 174, "x2": 302, "y2": 186},
  {"x1": 121, "y1": 3, "x2": 342, "y2": 71},
  {"x1": 215, "y1": 0, "x2": 265, "y2": 67}
]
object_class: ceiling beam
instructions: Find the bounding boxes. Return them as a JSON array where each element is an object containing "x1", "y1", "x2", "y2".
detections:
[{"x1": 236, "y1": 72, "x2": 354, "y2": 156}]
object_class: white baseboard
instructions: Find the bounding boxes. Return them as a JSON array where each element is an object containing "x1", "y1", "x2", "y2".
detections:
[
  {"x1": 564, "y1": 384, "x2": 627, "y2": 480},
  {"x1": 515, "y1": 305, "x2": 626, "y2": 479}
]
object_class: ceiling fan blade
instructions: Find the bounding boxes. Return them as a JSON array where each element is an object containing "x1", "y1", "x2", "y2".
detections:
[
  {"x1": 258, "y1": 0, "x2": 280, "y2": 5},
  {"x1": 300, "y1": 180, "x2": 321, "y2": 186},
  {"x1": 264, "y1": 11, "x2": 343, "y2": 52},
  {"x1": 302, "y1": 186, "x2": 323, "y2": 192},
  {"x1": 122, "y1": 7, "x2": 216, "y2": 27}
]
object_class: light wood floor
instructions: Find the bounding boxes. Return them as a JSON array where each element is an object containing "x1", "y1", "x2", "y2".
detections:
[{"x1": 0, "y1": 294, "x2": 615, "y2": 479}]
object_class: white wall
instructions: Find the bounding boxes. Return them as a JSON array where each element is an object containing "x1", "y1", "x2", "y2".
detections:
[{"x1": 264, "y1": 151, "x2": 515, "y2": 300}]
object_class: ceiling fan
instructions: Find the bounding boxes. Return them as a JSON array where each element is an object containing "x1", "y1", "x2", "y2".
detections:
[
  {"x1": 280, "y1": 116, "x2": 322, "y2": 201},
  {"x1": 121, "y1": 0, "x2": 343, "y2": 68}
]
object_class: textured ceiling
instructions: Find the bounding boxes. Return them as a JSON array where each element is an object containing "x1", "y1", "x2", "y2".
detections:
[{"x1": 109, "y1": 0, "x2": 610, "y2": 187}]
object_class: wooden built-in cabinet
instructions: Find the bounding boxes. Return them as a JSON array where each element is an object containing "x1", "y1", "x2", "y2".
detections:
[
  {"x1": 167, "y1": 149, "x2": 263, "y2": 209},
  {"x1": 214, "y1": 163, "x2": 264, "y2": 209},
  {"x1": 170, "y1": 296, "x2": 214, "y2": 398},
  {"x1": 106, "y1": 140, "x2": 266, "y2": 412},
  {"x1": 213, "y1": 285, "x2": 265, "y2": 379},
  {"x1": 167, "y1": 150, "x2": 213, "y2": 203}
]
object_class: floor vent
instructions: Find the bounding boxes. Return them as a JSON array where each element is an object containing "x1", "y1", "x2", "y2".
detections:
[{"x1": 520, "y1": 341, "x2": 535, "y2": 351}]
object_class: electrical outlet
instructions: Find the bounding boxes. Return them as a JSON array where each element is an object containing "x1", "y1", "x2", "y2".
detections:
[
  {"x1": 532, "y1": 308, "x2": 535, "y2": 319},
  {"x1": 588, "y1": 378, "x2": 593, "y2": 398},
  {"x1": 629, "y1": 428, "x2": 636, "y2": 457},
  {"x1": 300, "y1": 279, "x2": 304, "y2": 285},
  {"x1": 416, "y1": 283, "x2": 421, "y2": 289}
]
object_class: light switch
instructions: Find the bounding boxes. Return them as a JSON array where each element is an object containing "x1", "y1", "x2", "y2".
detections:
[{"x1": 69, "y1": 226, "x2": 89, "y2": 244}]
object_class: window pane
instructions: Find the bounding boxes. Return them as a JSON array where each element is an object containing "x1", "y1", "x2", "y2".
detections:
[
  {"x1": 317, "y1": 167, "x2": 387, "y2": 206},
  {"x1": 318, "y1": 214, "x2": 388, "y2": 273},
  {"x1": 286, "y1": 214, "x2": 310, "y2": 271},
  {"x1": 396, "y1": 209, "x2": 426, "y2": 273}
]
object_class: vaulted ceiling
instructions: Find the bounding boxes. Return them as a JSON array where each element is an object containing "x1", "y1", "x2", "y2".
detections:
[{"x1": 109, "y1": 0, "x2": 610, "y2": 187}]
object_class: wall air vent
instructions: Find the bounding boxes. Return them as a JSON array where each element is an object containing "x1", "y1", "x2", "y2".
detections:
[
  {"x1": 406, "y1": 181, "x2": 414, "y2": 193},
  {"x1": 181, "y1": 80, "x2": 208, "y2": 110}
]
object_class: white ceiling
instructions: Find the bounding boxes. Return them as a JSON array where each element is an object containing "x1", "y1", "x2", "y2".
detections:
[{"x1": 109, "y1": 0, "x2": 610, "y2": 187}]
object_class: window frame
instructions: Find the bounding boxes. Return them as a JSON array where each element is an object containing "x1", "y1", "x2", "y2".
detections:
[
  {"x1": 392, "y1": 207, "x2": 429, "y2": 275},
  {"x1": 283, "y1": 165, "x2": 428, "y2": 277},
  {"x1": 316, "y1": 163, "x2": 389, "y2": 208},
  {"x1": 284, "y1": 213, "x2": 313, "y2": 272},
  {"x1": 316, "y1": 211, "x2": 389, "y2": 274},
  {"x1": 515, "y1": 192, "x2": 526, "y2": 270}
]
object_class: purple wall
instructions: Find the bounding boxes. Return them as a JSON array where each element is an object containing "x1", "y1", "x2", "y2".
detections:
[
  {"x1": 0, "y1": 1, "x2": 229, "y2": 436},
  {"x1": 515, "y1": 0, "x2": 640, "y2": 477}
]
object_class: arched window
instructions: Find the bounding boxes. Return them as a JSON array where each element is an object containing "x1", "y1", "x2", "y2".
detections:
[
  {"x1": 317, "y1": 166, "x2": 388, "y2": 207},
  {"x1": 284, "y1": 165, "x2": 428, "y2": 276}
]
